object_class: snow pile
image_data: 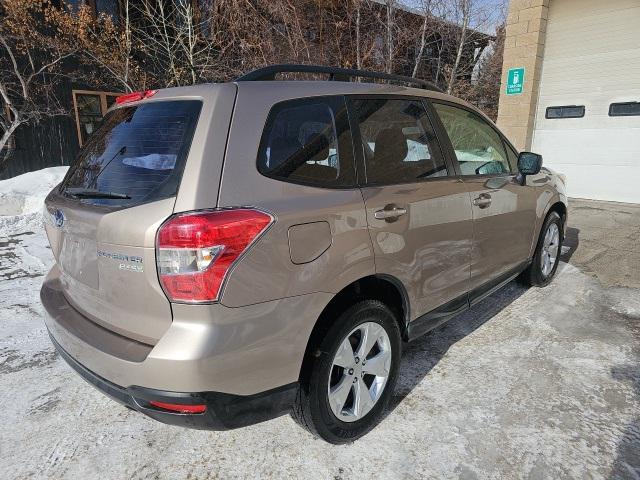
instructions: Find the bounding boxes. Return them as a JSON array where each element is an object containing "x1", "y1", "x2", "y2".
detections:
[
  {"x1": 0, "y1": 166, "x2": 68, "y2": 235},
  {"x1": 0, "y1": 166, "x2": 68, "y2": 216}
]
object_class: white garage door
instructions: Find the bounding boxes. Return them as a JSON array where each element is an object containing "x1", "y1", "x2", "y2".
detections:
[{"x1": 531, "y1": 0, "x2": 640, "y2": 204}]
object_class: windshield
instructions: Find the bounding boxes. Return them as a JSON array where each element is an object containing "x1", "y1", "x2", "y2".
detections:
[{"x1": 61, "y1": 100, "x2": 202, "y2": 206}]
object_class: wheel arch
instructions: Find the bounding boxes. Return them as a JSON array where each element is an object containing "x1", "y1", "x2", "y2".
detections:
[
  {"x1": 548, "y1": 200, "x2": 567, "y2": 227},
  {"x1": 297, "y1": 274, "x2": 409, "y2": 382},
  {"x1": 530, "y1": 197, "x2": 568, "y2": 258},
  {"x1": 540, "y1": 199, "x2": 568, "y2": 241}
]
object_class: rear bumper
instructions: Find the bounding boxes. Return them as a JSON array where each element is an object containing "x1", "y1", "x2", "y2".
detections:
[
  {"x1": 50, "y1": 333, "x2": 297, "y2": 430},
  {"x1": 41, "y1": 264, "x2": 331, "y2": 401}
]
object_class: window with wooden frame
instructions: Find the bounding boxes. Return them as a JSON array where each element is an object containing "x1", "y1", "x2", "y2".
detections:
[{"x1": 72, "y1": 90, "x2": 121, "y2": 146}]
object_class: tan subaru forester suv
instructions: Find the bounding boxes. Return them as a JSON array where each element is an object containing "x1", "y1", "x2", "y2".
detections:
[{"x1": 41, "y1": 65, "x2": 567, "y2": 443}]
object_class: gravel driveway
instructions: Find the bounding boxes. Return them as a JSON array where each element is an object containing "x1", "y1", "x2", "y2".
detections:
[{"x1": 1, "y1": 199, "x2": 638, "y2": 480}]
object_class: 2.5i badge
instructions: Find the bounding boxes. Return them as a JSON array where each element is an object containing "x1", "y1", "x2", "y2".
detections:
[{"x1": 118, "y1": 263, "x2": 144, "y2": 273}]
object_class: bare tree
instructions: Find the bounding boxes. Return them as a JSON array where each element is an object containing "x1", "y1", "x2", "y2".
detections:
[
  {"x1": 0, "y1": 0, "x2": 76, "y2": 169},
  {"x1": 457, "y1": 24, "x2": 505, "y2": 120},
  {"x1": 344, "y1": 0, "x2": 379, "y2": 72},
  {"x1": 447, "y1": 0, "x2": 471, "y2": 93},
  {"x1": 412, "y1": 0, "x2": 435, "y2": 78},
  {"x1": 1, "y1": 0, "x2": 508, "y2": 167},
  {"x1": 385, "y1": 0, "x2": 397, "y2": 74},
  {"x1": 442, "y1": 0, "x2": 505, "y2": 94},
  {"x1": 355, "y1": 0, "x2": 363, "y2": 69},
  {"x1": 45, "y1": 0, "x2": 144, "y2": 92},
  {"x1": 128, "y1": 0, "x2": 222, "y2": 87},
  {"x1": 48, "y1": 0, "x2": 230, "y2": 90}
]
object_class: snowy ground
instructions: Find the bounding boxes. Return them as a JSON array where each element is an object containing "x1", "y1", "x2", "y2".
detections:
[{"x1": 0, "y1": 169, "x2": 639, "y2": 479}]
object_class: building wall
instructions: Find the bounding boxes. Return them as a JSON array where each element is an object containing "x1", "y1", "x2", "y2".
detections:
[{"x1": 497, "y1": 0, "x2": 549, "y2": 151}]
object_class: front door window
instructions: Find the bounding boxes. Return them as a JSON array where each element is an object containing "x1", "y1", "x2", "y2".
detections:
[{"x1": 433, "y1": 103, "x2": 512, "y2": 176}]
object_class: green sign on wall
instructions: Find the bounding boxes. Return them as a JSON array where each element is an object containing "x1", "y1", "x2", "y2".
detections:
[{"x1": 506, "y1": 67, "x2": 525, "y2": 95}]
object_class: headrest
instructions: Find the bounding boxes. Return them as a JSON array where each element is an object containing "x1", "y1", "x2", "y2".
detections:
[
  {"x1": 373, "y1": 128, "x2": 408, "y2": 165},
  {"x1": 303, "y1": 132, "x2": 330, "y2": 162}
]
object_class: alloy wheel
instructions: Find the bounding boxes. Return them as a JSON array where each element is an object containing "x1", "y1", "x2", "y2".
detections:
[
  {"x1": 327, "y1": 322, "x2": 392, "y2": 422},
  {"x1": 541, "y1": 222, "x2": 560, "y2": 277}
]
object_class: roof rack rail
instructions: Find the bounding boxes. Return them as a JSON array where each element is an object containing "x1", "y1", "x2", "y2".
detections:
[{"x1": 235, "y1": 64, "x2": 444, "y2": 93}]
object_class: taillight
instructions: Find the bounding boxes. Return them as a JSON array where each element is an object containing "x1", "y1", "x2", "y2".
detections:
[
  {"x1": 115, "y1": 89, "x2": 158, "y2": 105},
  {"x1": 156, "y1": 209, "x2": 273, "y2": 303}
]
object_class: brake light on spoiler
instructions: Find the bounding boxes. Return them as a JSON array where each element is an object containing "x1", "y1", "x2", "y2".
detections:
[
  {"x1": 156, "y1": 209, "x2": 273, "y2": 303},
  {"x1": 115, "y1": 89, "x2": 158, "y2": 105}
]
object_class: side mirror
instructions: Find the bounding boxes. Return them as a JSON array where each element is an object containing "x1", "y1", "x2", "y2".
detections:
[
  {"x1": 518, "y1": 152, "x2": 543, "y2": 175},
  {"x1": 517, "y1": 152, "x2": 542, "y2": 184}
]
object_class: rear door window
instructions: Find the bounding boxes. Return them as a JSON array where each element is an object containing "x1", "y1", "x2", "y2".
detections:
[
  {"x1": 349, "y1": 98, "x2": 448, "y2": 185},
  {"x1": 257, "y1": 96, "x2": 355, "y2": 187},
  {"x1": 61, "y1": 100, "x2": 201, "y2": 206}
]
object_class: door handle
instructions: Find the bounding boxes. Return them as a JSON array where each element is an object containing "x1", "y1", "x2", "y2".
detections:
[
  {"x1": 374, "y1": 205, "x2": 408, "y2": 221},
  {"x1": 473, "y1": 193, "x2": 492, "y2": 208}
]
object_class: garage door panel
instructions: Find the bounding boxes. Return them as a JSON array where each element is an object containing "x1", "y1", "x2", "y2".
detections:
[
  {"x1": 538, "y1": 57, "x2": 640, "y2": 91},
  {"x1": 545, "y1": 17, "x2": 640, "y2": 58},
  {"x1": 532, "y1": 0, "x2": 640, "y2": 203},
  {"x1": 534, "y1": 130, "x2": 640, "y2": 166},
  {"x1": 543, "y1": 164, "x2": 640, "y2": 204},
  {"x1": 549, "y1": 0, "x2": 640, "y2": 25}
]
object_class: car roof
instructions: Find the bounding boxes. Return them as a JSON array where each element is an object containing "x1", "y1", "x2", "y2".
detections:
[
  {"x1": 108, "y1": 80, "x2": 485, "y2": 123},
  {"x1": 233, "y1": 80, "x2": 477, "y2": 109}
]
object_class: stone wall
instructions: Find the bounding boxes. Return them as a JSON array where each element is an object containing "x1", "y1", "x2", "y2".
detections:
[{"x1": 497, "y1": 0, "x2": 550, "y2": 151}]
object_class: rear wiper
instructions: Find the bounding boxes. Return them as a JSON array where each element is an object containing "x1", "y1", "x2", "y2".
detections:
[{"x1": 66, "y1": 188, "x2": 131, "y2": 200}]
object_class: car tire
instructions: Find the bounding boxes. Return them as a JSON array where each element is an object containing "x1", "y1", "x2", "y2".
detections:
[
  {"x1": 520, "y1": 211, "x2": 564, "y2": 287},
  {"x1": 291, "y1": 300, "x2": 402, "y2": 444}
]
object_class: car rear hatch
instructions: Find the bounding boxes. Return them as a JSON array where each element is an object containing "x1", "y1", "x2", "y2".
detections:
[{"x1": 43, "y1": 85, "x2": 236, "y2": 345}]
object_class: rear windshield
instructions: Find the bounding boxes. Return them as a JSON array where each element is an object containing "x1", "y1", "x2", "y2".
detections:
[{"x1": 60, "y1": 100, "x2": 202, "y2": 206}]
